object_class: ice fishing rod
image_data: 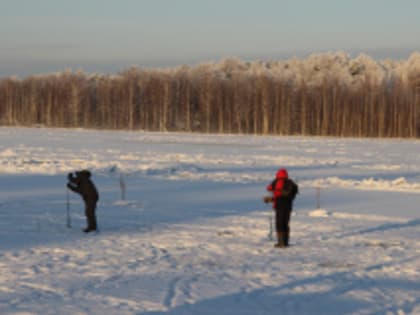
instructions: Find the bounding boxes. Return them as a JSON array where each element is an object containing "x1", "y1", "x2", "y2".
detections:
[
  {"x1": 66, "y1": 188, "x2": 71, "y2": 228},
  {"x1": 263, "y1": 195, "x2": 274, "y2": 241}
]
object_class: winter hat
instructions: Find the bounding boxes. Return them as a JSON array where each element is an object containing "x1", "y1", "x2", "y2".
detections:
[
  {"x1": 76, "y1": 169, "x2": 92, "y2": 178},
  {"x1": 276, "y1": 168, "x2": 288, "y2": 179}
]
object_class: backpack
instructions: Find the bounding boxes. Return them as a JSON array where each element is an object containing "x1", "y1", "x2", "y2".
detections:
[{"x1": 282, "y1": 178, "x2": 299, "y2": 200}]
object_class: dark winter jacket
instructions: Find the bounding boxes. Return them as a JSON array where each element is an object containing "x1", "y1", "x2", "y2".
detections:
[
  {"x1": 67, "y1": 170, "x2": 99, "y2": 204},
  {"x1": 267, "y1": 168, "x2": 298, "y2": 211}
]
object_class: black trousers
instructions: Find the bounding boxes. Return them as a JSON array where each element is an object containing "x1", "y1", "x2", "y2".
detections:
[
  {"x1": 85, "y1": 200, "x2": 97, "y2": 229},
  {"x1": 275, "y1": 208, "x2": 291, "y2": 233}
]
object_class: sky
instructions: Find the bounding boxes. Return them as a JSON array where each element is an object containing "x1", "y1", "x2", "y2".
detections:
[{"x1": 1, "y1": 0, "x2": 420, "y2": 77}]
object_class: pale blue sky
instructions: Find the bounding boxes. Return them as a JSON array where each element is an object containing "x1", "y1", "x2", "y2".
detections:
[{"x1": 1, "y1": 0, "x2": 419, "y2": 77}]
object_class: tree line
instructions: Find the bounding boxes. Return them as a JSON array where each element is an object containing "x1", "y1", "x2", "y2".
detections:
[{"x1": 1, "y1": 52, "x2": 420, "y2": 137}]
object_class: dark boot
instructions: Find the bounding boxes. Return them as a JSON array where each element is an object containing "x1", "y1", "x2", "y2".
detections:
[
  {"x1": 274, "y1": 232, "x2": 287, "y2": 248},
  {"x1": 285, "y1": 230, "x2": 290, "y2": 247},
  {"x1": 83, "y1": 216, "x2": 97, "y2": 233},
  {"x1": 83, "y1": 226, "x2": 96, "y2": 233},
  {"x1": 91, "y1": 215, "x2": 97, "y2": 231}
]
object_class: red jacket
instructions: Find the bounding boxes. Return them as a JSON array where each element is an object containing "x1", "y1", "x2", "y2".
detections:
[{"x1": 267, "y1": 168, "x2": 289, "y2": 208}]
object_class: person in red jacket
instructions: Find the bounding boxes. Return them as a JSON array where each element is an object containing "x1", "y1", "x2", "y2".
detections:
[{"x1": 265, "y1": 168, "x2": 298, "y2": 247}]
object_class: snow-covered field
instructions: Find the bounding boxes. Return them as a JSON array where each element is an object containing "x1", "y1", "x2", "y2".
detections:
[{"x1": 0, "y1": 127, "x2": 419, "y2": 315}]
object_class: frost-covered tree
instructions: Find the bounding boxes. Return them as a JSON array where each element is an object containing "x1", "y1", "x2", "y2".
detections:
[{"x1": 1, "y1": 52, "x2": 420, "y2": 137}]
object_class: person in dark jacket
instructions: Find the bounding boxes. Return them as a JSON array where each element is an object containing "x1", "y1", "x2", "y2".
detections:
[
  {"x1": 67, "y1": 170, "x2": 99, "y2": 233},
  {"x1": 265, "y1": 168, "x2": 298, "y2": 247}
]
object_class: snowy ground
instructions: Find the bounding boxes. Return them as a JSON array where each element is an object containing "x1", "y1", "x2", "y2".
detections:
[{"x1": 0, "y1": 127, "x2": 419, "y2": 315}]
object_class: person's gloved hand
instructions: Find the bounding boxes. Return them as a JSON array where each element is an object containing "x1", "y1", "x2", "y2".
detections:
[{"x1": 263, "y1": 196, "x2": 273, "y2": 203}]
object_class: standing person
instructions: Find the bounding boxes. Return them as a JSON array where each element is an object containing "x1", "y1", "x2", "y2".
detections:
[
  {"x1": 265, "y1": 168, "x2": 298, "y2": 247},
  {"x1": 67, "y1": 170, "x2": 99, "y2": 233}
]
